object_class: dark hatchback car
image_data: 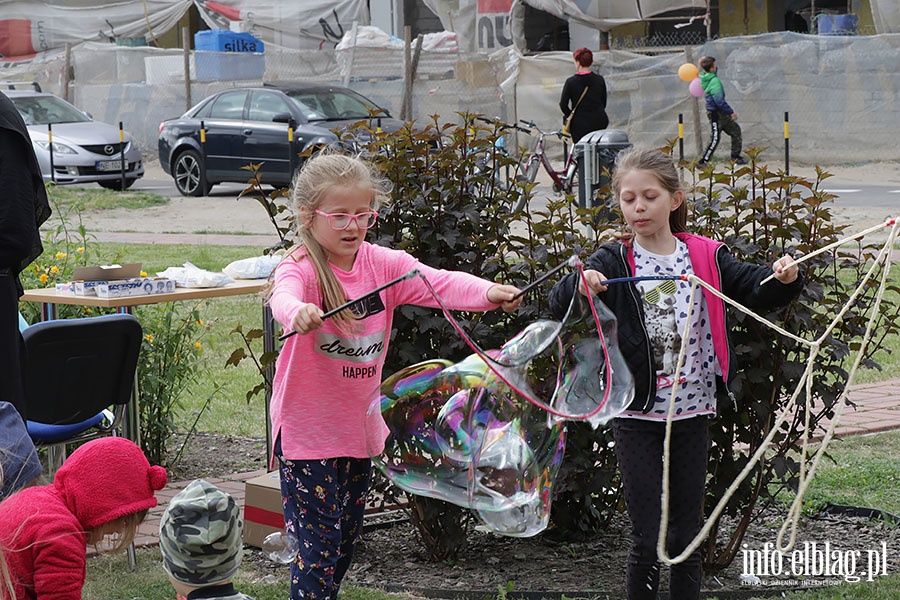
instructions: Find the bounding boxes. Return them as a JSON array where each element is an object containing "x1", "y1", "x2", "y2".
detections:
[{"x1": 158, "y1": 83, "x2": 403, "y2": 196}]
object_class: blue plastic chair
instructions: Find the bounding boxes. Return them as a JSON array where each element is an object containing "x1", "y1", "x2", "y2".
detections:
[{"x1": 22, "y1": 313, "x2": 142, "y2": 475}]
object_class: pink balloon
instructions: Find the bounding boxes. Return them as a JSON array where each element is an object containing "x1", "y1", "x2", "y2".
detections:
[{"x1": 689, "y1": 77, "x2": 704, "y2": 97}]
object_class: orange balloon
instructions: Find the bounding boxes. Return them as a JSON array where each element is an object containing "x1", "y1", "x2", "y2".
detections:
[{"x1": 678, "y1": 63, "x2": 699, "y2": 82}]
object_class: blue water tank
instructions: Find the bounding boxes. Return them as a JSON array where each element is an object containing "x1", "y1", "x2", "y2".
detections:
[{"x1": 194, "y1": 30, "x2": 265, "y2": 53}]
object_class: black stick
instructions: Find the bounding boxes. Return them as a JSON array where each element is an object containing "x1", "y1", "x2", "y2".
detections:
[
  {"x1": 512, "y1": 256, "x2": 577, "y2": 300},
  {"x1": 279, "y1": 269, "x2": 420, "y2": 341}
]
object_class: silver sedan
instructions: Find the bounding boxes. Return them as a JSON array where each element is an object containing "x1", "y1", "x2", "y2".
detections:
[{"x1": 4, "y1": 89, "x2": 143, "y2": 190}]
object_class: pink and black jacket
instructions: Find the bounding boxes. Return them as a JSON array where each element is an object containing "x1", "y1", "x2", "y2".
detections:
[{"x1": 548, "y1": 233, "x2": 803, "y2": 414}]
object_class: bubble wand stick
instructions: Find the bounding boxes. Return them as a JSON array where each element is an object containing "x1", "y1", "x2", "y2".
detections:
[
  {"x1": 278, "y1": 269, "x2": 420, "y2": 341},
  {"x1": 512, "y1": 255, "x2": 579, "y2": 300},
  {"x1": 758, "y1": 217, "x2": 897, "y2": 286}
]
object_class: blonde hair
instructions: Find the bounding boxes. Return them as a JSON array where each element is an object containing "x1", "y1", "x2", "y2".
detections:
[
  {"x1": 286, "y1": 151, "x2": 391, "y2": 329},
  {"x1": 0, "y1": 468, "x2": 13, "y2": 600},
  {"x1": 0, "y1": 548, "x2": 11, "y2": 600},
  {"x1": 85, "y1": 509, "x2": 148, "y2": 556}
]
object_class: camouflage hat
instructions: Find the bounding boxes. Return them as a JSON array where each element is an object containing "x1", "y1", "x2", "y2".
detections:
[{"x1": 159, "y1": 479, "x2": 243, "y2": 585}]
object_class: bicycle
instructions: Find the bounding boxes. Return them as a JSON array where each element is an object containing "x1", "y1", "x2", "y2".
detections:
[
  {"x1": 515, "y1": 120, "x2": 578, "y2": 196},
  {"x1": 468, "y1": 116, "x2": 532, "y2": 190}
]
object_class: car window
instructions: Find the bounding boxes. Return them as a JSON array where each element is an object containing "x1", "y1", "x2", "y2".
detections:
[
  {"x1": 285, "y1": 89, "x2": 386, "y2": 121},
  {"x1": 11, "y1": 96, "x2": 90, "y2": 125},
  {"x1": 191, "y1": 96, "x2": 217, "y2": 119},
  {"x1": 330, "y1": 91, "x2": 378, "y2": 119},
  {"x1": 286, "y1": 94, "x2": 327, "y2": 121},
  {"x1": 207, "y1": 91, "x2": 248, "y2": 120},
  {"x1": 248, "y1": 91, "x2": 292, "y2": 123}
]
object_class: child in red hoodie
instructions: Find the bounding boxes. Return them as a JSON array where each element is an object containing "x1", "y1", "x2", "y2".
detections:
[{"x1": 0, "y1": 437, "x2": 167, "y2": 599}]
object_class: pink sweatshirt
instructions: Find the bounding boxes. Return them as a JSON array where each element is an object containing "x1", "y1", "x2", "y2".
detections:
[{"x1": 268, "y1": 242, "x2": 499, "y2": 461}]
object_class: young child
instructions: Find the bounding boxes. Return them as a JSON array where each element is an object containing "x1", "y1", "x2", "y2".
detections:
[
  {"x1": 267, "y1": 152, "x2": 522, "y2": 600},
  {"x1": 0, "y1": 437, "x2": 167, "y2": 600},
  {"x1": 697, "y1": 55, "x2": 745, "y2": 167},
  {"x1": 548, "y1": 148, "x2": 801, "y2": 599},
  {"x1": 159, "y1": 479, "x2": 253, "y2": 600}
]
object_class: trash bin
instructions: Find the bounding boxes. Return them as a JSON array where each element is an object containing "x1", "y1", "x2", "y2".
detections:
[{"x1": 575, "y1": 129, "x2": 631, "y2": 210}]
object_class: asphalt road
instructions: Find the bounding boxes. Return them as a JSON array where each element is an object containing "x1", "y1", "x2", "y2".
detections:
[{"x1": 129, "y1": 158, "x2": 900, "y2": 212}]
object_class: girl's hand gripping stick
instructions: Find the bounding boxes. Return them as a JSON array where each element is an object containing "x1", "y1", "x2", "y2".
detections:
[
  {"x1": 279, "y1": 269, "x2": 420, "y2": 341},
  {"x1": 512, "y1": 256, "x2": 579, "y2": 300}
]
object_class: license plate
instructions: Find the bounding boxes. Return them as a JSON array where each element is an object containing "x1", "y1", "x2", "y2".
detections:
[{"x1": 96, "y1": 160, "x2": 122, "y2": 172}]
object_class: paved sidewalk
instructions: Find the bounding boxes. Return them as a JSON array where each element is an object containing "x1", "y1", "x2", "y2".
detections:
[{"x1": 133, "y1": 378, "x2": 900, "y2": 550}]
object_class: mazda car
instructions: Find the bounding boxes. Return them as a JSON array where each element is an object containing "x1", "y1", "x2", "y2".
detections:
[
  {"x1": 157, "y1": 83, "x2": 403, "y2": 197},
  {"x1": 4, "y1": 89, "x2": 144, "y2": 190}
]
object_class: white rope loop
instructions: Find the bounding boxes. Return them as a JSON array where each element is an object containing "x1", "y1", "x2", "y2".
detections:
[{"x1": 655, "y1": 217, "x2": 900, "y2": 565}]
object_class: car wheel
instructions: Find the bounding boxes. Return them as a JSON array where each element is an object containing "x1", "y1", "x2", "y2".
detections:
[
  {"x1": 173, "y1": 149, "x2": 209, "y2": 197},
  {"x1": 97, "y1": 178, "x2": 137, "y2": 191}
]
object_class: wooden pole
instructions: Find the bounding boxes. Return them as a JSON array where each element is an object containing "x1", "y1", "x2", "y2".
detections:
[
  {"x1": 62, "y1": 43, "x2": 72, "y2": 102},
  {"x1": 685, "y1": 46, "x2": 703, "y2": 157},
  {"x1": 407, "y1": 33, "x2": 424, "y2": 121},
  {"x1": 182, "y1": 26, "x2": 192, "y2": 111},
  {"x1": 401, "y1": 26, "x2": 412, "y2": 121}
]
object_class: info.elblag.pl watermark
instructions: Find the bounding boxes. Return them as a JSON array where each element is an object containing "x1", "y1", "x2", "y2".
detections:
[{"x1": 740, "y1": 541, "x2": 891, "y2": 585}]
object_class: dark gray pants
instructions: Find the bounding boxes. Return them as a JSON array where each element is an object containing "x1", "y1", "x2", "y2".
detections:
[
  {"x1": 613, "y1": 416, "x2": 709, "y2": 599},
  {"x1": 701, "y1": 110, "x2": 743, "y2": 162}
]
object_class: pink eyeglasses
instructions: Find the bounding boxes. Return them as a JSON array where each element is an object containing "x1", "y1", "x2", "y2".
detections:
[{"x1": 314, "y1": 210, "x2": 379, "y2": 230}]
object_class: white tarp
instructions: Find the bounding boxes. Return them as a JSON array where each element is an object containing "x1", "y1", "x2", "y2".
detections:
[
  {"x1": 870, "y1": 0, "x2": 900, "y2": 33},
  {"x1": 523, "y1": 1, "x2": 642, "y2": 29},
  {"x1": 422, "y1": 0, "x2": 708, "y2": 52},
  {"x1": 520, "y1": 0, "x2": 708, "y2": 28},
  {"x1": 424, "y1": 0, "x2": 706, "y2": 42},
  {"x1": 0, "y1": 0, "x2": 193, "y2": 60},
  {"x1": 197, "y1": 0, "x2": 369, "y2": 50},
  {"x1": 0, "y1": 0, "x2": 369, "y2": 61}
]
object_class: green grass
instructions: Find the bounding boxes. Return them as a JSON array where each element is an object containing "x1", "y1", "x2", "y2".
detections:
[
  {"x1": 834, "y1": 262, "x2": 900, "y2": 385},
  {"x1": 86, "y1": 242, "x2": 272, "y2": 438},
  {"x1": 84, "y1": 547, "x2": 420, "y2": 600},
  {"x1": 783, "y1": 430, "x2": 900, "y2": 517},
  {"x1": 48, "y1": 184, "x2": 170, "y2": 210},
  {"x1": 83, "y1": 545, "x2": 900, "y2": 599}
]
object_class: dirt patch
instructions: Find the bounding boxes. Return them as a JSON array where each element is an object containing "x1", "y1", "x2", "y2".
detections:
[{"x1": 169, "y1": 433, "x2": 899, "y2": 598}]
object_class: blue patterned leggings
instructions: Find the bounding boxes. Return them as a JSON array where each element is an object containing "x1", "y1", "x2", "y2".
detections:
[{"x1": 276, "y1": 449, "x2": 371, "y2": 600}]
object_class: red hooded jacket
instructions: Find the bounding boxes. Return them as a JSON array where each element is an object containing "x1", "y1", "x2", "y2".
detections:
[{"x1": 0, "y1": 437, "x2": 167, "y2": 599}]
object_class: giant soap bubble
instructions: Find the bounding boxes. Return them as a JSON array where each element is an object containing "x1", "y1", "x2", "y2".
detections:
[{"x1": 367, "y1": 291, "x2": 634, "y2": 537}]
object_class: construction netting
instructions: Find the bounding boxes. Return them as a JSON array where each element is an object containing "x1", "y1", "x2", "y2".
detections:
[{"x1": 3, "y1": 31, "x2": 899, "y2": 165}]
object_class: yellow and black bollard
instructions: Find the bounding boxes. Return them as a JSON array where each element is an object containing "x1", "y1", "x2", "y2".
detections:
[
  {"x1": 47, "y1": 123, "x2": 55, "y2": 183},
  {"x1": 119, "y1": 121, "x2": 126, "y2": 190},
  {"x1": 784, "y1": 111, "x2": 790, "y2": 176}
]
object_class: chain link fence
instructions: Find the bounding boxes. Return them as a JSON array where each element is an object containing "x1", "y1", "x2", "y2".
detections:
[{"x1": 4, "y1": 31, "x2": 899, "y2": 165}]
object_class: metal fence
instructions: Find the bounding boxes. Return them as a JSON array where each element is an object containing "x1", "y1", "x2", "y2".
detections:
[{"x1": 4, "y1": 31, "x2": 900, "y2": 165}]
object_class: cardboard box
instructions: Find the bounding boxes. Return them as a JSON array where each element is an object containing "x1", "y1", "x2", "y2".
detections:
[
  {"x1": 73, "y1": 263, "x2": 142, "y2": 282},
  {"x1": 243, "y1": 471, "x2": 283, "y2": 548},
  {"x1": 73, "y1": 279, "x2": 106, "y2": 296},
  {"x1": 71, "y1": 263, "x2": 143, "y2": 296},
  {"x1": 95, "y1": 277, "x2": 175, "y2": 298}
]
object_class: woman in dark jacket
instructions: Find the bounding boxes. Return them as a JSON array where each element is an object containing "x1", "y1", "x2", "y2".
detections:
[
  {"x1": 0, "y1": 91, "x2": 51, "y2": 422},
  {"x1": 559, "y1": 47, "x2": 609, "y2": 144}
]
